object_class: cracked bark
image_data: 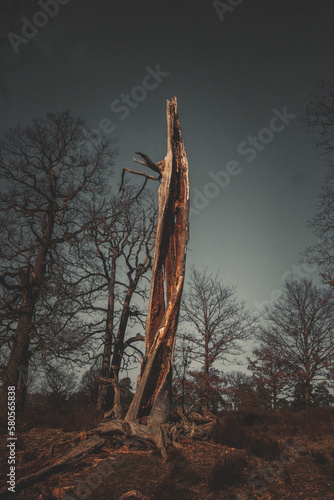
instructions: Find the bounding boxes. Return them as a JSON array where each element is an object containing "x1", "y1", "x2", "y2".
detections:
[{"x1": 125, "y1": 97, "x2": 190, "y2": 425}]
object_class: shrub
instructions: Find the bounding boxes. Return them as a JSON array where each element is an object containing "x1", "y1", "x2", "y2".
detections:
[
  {"x1": 279, "y1": 407, "x2": 334, "y2": 437},
  {"x1": 18, "y1": 408, "x2": 63, "y2": 430},
  {"x1": 242, "y1": 411, "x2": 264, "y2": 426},
  {"x1": 153, "y1": 449, "x2": 200, "y2": 500},
  {"x1": 153, "y1": 479, "x2": 195, "y2": 500},
  {"x1": 211, "y1": 417, "x2": 248, "y2": 449},
  {"x1": 209, "y1": 453, "x2": 246, "y2": 491},
  {"x1": 61, "y1": 409, "x2": 99, "y2": 432},
  {"x1": 311, "y1": 450, "x2": 329, "y2": 465},
  {"x1": 17, "y1": 407, "x2": 99, "y2": 432},
  {"x1": 324, "y1": 463, "x2": 334, "y2": 480},
  {"x1": 168, "y1": 451, "x2": 201, "y2": 484},
  {"x1": 247, "y1": 435, "x2": 280, "y2": 460}
]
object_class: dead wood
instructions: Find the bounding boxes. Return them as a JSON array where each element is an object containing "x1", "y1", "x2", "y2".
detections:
[
  {"x1": 97, "y1": 419, "x2": 171, "y2": 458},
  {"x1": 0, "y1": 435, "x2": 106, "y2": 497},
  {"x1": 125, "y1": 97, "x2": 190, "y2": 425},
  {"x1": 0, "y1": 410, "x2": 218, "y2": 496},
  {"x1": 97, "y1": 408, "x2": 216, "y2": 456},
  {"x1": 98, "y1": 98, "x2": 193, "y2": 456}
]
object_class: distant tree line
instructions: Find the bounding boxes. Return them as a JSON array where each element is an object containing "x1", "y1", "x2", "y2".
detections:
[{"x1": 172, "y1": 272, "x2": 334, "y2": 412}]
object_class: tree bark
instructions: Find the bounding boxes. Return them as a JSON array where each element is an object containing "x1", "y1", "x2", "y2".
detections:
[
  {"x1": 305, "y1": 379, "x2": 311, "y2": 408},
  {"x1": 204, "y1": 323, "x2": 210, "y2": 414},
  {"x1": 0, "y1": 301, "x2": 32, "y2": 413},
  {"x1": 0, "y1": 205, "x2": 54, "y2": 414},
  {"x1": 106, "y1": 279, "x2": 138, "y2": 416},
  {"x1": 97, "y1": 252, "x2": 117, "y2": 413},
  {"x1": 125, "y1": 97, "x2": 189, "y2": 424},
  {"x1": 273, "y1": 384, "x2": 277, "y2": 411}
]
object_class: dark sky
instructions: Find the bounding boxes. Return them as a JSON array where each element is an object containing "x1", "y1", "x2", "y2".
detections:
[{"x1": 1, "y1": 0, "x2": 334, "y2": 314}]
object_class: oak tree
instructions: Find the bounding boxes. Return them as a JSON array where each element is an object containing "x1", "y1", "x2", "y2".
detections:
[
  {"x1": 0, "y1": 109, "x2": 116, "y2": 413},
  {"x1": 303, "y1": 81, "x2": 334, "y2": 282},
  {"x1": 71, "y1": 186, "x2": 157, "y2": 417},
  {"x1": 248, "y1": 345, "x2": 291, "y2": 410},
  {"x1": 181, "y1": 266, "x2": 256, "y2": 412},
  {"x1": 259, "y1": 278, "x2": 334, "y2": 407}
]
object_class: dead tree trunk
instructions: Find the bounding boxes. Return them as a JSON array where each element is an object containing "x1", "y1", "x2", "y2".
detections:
[{"x1": 124, "y1": 97, "x2": 190, "y2": 425}]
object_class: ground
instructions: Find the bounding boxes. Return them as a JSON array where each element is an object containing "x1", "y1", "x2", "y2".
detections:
[{"x1": 0, "y1": 409, "x2": 334, "y2": 499}]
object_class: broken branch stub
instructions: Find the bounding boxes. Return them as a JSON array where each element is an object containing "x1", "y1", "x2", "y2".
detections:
[{"x1": 125, "y1": 97, "x2": 190, "y2": 424}]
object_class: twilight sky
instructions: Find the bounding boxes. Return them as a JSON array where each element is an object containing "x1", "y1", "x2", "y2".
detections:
[{"x1": 1, "y1": 0, "x2": 334, "y2": 319}]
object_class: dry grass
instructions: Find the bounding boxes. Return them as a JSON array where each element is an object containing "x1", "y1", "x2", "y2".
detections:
[
  {"x1": 208, "y1": 453, "x2": 247, "y2": 491},
  {"x1": 0, "y1": 408, "x2": 334, "y2": 499}
]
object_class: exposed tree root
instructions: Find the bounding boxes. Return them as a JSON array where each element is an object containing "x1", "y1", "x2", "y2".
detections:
[{"x1": 0, "y1": 409, "x2": 218, "y2": 497}]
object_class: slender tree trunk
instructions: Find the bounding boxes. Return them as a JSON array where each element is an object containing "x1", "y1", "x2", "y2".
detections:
[
  {"x1": 305, "y1": 355, "x2": 311, "y2": 408},
  {"x1": 204, "y1": 325, "x2": 210, "y2": 414},
  {"x1": 97, "y1": 254, "x2": 117, "y2": 413},
  {"x1": 305, "y1": 379, "x2": 311, "y2": 408},
  {"x1": 273, "y1": 383, "x2": 277, "y2": 411},
  {"x1": 182, "y1": 366, "x2": 186, "y2": 411},
  {"x1": 106, "y1": 282, "x2": 136, "y2": 416},
  {"x1": 304, "y1": 335, "x2": 311, "y2": 408},
  {"x1": 126, "y1": 98, "x2": 190, "y2": 424}
]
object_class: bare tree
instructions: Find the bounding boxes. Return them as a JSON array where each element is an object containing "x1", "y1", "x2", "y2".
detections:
[
  {"x1": 0, "y1": 109, "x2": 116, "y2": 413},
  {"x1": 302, "y1": 80, "x2": 334, "y2": 155},
  {"x1": 303, "y1": 163, "x2": 334, "y2": 280},
  {"x1": 40, "y1": 364, "x2": 77, "y2": 413},
  {"x1": 248, "y1": 345, "x2": 292, "y2": 410},
  {"x1": 173, "y1": 333, "x2": 194, "y2": 410},
  {"x1": 303, "y1": 81, "x2": 334, "y2": 281},
  {"x1": 188, "y1": 368, "x2": 225, "y2": 412},
  {"x1": 181, "y1": 266, "x2": 256, "y2": 412},
  {"x1": 224, "y1": 371, "x2": 257, "y2": 411},
  {"x1": 259, "y1": 278, "x2": 334, "y2": 407},
  {"x1": 71, "y1": 186, "x2": 157, "y2": 417}
]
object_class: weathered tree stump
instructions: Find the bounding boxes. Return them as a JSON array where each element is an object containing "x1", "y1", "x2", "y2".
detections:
[
  {"x1": 99, "y1": 96, "x2": 191, "y2": 457},
  {"x1": 124, "y1": 97, "x2": 190, "y2": 426}
]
